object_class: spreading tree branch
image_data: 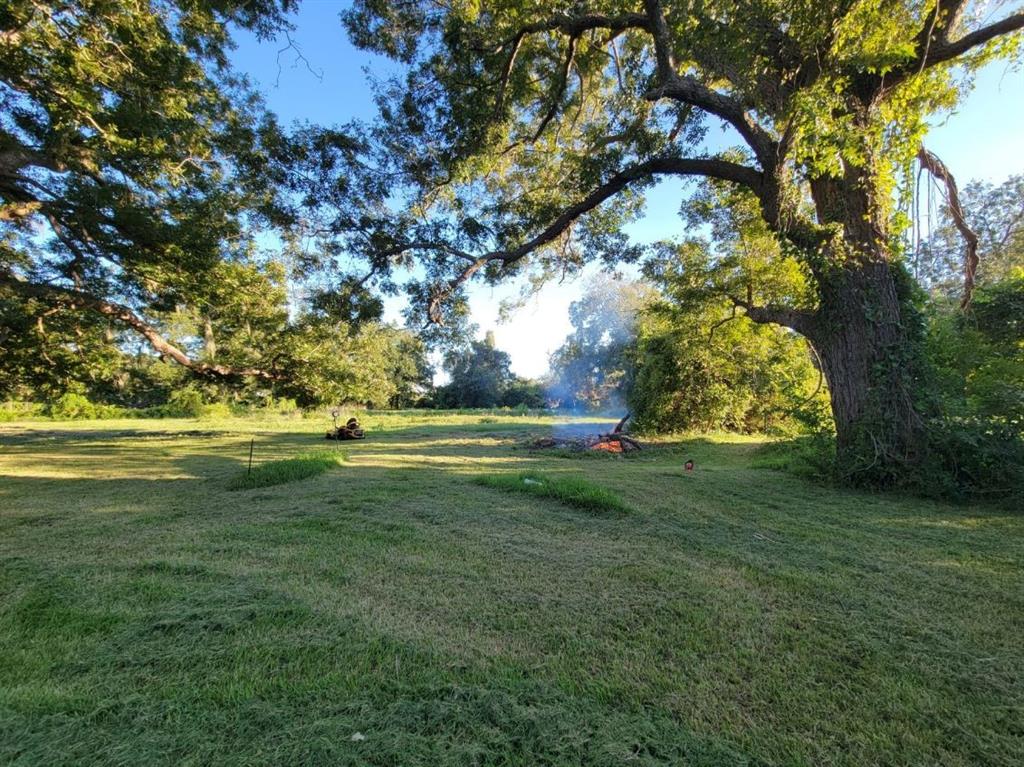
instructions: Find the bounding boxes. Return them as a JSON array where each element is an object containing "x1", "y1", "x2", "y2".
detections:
[
  {"x1": 0, "y1": 272, "x2": 284, "y2": 381},
  {"x1": 920, "y1": 9, "x2": 1024, "y2": 67},
  {"x1": 729, "y1": 293, "x2": 816, "y2": 336},
  {"x1": 496, "y1": 156, "x2": 762, "y2": 261},
  {"x1": 420, "y1": 155, "x2": 762, "y2": 321},
  {"x1": 886, "y1": 6, "x2": 1024, "y2": 87},
  {"x1": 489, "y1": 12, "x2": 649, "y2": 50},
  {"x1": 642, "y1": 0, "x2": 777, "y2": 167},
  {"x1": 646, "y1": 75, "x2": 777, "y2": 166}
]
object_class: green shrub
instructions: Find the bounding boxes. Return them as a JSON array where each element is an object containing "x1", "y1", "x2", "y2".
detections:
[
  {"x1": 755, "y1": 421, "x2": 1024, "y2": 505},
  {"x1": 166, "y1": 387, "x2": 206, "y2": 418},
  {"x1": 49, "y1": 392, "x2": 95, "y2": 419},
  {"x1": 926, "y1": 277, "x2": 1024, "y2": 427},
  {"x1": 48, "y1": 393, "x2": 126, "y2": 420},
  {"x1": 473, "y1": 471, "x2": 628, "y2": 514},
  {"x1": 153, "y1": 388, "x2": 235, "y2": 419},
  {"x1": 263, "y1": 397, "x2": 300, "y2": 415},
  {"x1": 501, "y1": 379, "x2": 547, "y2": 409},
  {"x1": 922, "y1": 418, "x2": 1024, "y2": 503},
  {"x1": 199, "y1": 402, "x2": 234, "y2": 419},
  {"x1": 227, "y1": 449, "x2": 345, "y2": 491},
  {"x1": 0, "y1": 401, "x2": 46, "y2": 421},
  {"x1": 752, "y1": 434, "x2": 836, "y2": 480}
]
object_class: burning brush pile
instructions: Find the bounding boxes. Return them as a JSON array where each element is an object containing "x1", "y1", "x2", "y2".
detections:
[{"x1": 527, "y1": 414, "x2": 642, "y2": 454}]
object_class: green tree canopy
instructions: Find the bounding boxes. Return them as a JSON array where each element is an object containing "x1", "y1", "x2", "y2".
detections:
[
  {"x1": 0, "y1": 0, "x2": 297, "y2": 381},
  {"x1": 437, "y1": 331, "x2": 516, "y2": 408},
  {"x1": 631, "y1": 239, "x2": 826, "y2": 434},
  {"x1": 0, "y1": 0, "x2": 441, "y2": 410}
]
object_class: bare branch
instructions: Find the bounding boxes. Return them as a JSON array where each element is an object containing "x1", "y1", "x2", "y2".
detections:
[
  {"x1": 708, "y1": 304, "x2": 739, "y2": 344},
  {"x1": 530, "y1": 35, "x2": 579, "y2": 143},
  {"x1": 275, "y1": 30, "x2": 323, "y2": 88},
  {"x1": 643, "y1": 0, "x2": 676, "y2": 79},
  {"x1": 379, "y1": 240, "x2": 479, "y2": 262},
  {"x1": 427, "y1": 257, "x2": 489, "y2": 323},
  {"x1": 917, "y1": 145, "x2": 979, "y2": 309},
  {"x1": 493, "y1": 31, "x2": 526, "y2": 116},
  {"x1": 609, "y1": 36, "x2": 626, "y2": 91}
]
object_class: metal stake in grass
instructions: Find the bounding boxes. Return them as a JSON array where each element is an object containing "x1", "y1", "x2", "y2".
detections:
[{"x1": 248, "y1": 438, "x2": 255, "y2": 476}]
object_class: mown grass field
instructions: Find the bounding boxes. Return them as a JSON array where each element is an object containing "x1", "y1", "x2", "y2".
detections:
[{"x1": 1, "y1": 412, "x2": 1021, "y2": 766}]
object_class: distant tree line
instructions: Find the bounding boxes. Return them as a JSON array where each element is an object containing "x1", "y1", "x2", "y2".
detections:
[{"x1": 433, "y1": 332, "x2": 546, "y2": 410}]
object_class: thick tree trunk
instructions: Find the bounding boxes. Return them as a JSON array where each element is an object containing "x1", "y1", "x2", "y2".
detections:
[
  {"x1": 806, "y1": 172, "x2": 927, "y2": 484},
  {"x1": 811, "y1": 260, "x2": 925, "y2": 482}
]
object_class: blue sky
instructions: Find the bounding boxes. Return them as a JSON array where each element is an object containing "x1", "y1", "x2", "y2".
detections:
[{"x1": 231, "y1": 1, "x2": 1024, "y2": 379}]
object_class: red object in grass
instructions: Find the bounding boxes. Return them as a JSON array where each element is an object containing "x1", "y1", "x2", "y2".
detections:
[{"x1": 684, "y1": 459, "x2": 694, "y2": 471}]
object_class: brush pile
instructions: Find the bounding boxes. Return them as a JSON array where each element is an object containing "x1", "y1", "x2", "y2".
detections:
[{"x1": 527, "y1": 414, "x2": 642, "y2": 454}]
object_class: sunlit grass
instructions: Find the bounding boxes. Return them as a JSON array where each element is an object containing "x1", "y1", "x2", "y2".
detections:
[
  {"x1": 227, "y1": 449, "x2": 344, "y2": 490},
  {"x1": 473, "y1": 471, "x2": 629, "y2": 513}
]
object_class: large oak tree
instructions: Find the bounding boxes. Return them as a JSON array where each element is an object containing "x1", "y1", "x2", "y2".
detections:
[{"x1": 341, "y1": 0, "x2": 1024, "y2": 483}]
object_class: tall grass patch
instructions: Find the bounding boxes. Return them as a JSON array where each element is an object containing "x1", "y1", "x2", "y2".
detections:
[
  {"x1": 473, "y1": 471, "x2": 628, "y2": 514},
  {"x1": 228, "y1": 449, "x2": 344, "y2": 490},
  {"x1": 752, "y1": 434, "x2": 836, "y2": 480}
]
